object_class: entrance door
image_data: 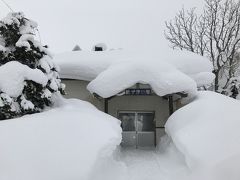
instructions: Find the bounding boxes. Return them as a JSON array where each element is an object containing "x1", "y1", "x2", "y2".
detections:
[{"x1": 119, "y1": 111, "x2": 155, "y2": 148}]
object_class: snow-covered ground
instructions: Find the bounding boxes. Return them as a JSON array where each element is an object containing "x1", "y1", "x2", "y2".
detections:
[
  {"x1": 118, "y1": 91, "x2": 240, "y2": 180},
  {"x1": 119, "y1": 145, "x2": 189, "y2": 180},
  {"x1": 1, "y1": 91, "x2": 240, "y2": 180},
  {"x1": 0, "y1": 97, "x2": 123, "y2": 180}
]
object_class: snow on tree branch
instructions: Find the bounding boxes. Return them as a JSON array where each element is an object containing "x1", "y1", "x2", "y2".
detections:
[{"x1": 165, "y1": 0, "x2": 240, "y2": 94}]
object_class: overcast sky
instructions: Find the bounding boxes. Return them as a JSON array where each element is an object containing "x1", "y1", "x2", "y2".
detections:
[{"x1": 1, "y1": 0, "x2": 204, "y2": 53}]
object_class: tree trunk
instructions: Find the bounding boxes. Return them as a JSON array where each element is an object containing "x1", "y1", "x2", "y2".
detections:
[{"x1": 214, "y1": 70, "x2": 219, "y2": 92}]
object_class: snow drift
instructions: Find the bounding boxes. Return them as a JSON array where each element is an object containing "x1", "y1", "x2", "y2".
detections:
[
  {"x1": 165, "y1": 91, "x2": 240, "y2": 180},
  {"x1": 0, "y1": 98, "x2": 122, "y2": 180}
]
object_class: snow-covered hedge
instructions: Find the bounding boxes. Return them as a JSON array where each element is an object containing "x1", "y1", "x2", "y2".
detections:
[
  {"x1": 0, "y1": 98, "x2": 123, "y2": 180},
  {"x1": 166, "y1": 91, "x2": 240, "y2": 180}
]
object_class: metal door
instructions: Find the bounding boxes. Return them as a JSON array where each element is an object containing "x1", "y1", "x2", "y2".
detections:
[
  {"x1": 136, "y1": 112, "x2": 155, "y2": 147},
  {"x1": 119, "y1": 111, "x2": 155, "y2": 148}
]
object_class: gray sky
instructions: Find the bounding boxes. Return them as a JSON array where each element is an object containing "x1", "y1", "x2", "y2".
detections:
[{"x1": 1, "y1": 0, "x2": 204, "y2": 53}]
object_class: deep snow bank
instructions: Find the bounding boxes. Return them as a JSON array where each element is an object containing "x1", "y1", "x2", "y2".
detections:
[
  {"x1": 165, "y1": 91, "x2": 240, "y2": 179},
  {"x1": 0, "y1": 98, "x2": 122, "y2": 180}
]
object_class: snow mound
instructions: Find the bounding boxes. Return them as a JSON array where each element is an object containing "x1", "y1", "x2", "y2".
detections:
[
  {"x1": 53, "y1": 49, "x2": 214, "y2": 87},
  {"x1": 87, "y1": 60, "x2": 197, "y2": 98},
  {"x1": 0, "y1": 61, "x2": 48, "y2": 97},
  {"x1": 165, "y1": 91, "x2": 240, "y2": 179},
  {"x1": 0, "y1": 98, "x2": 122, "y2": 180}
]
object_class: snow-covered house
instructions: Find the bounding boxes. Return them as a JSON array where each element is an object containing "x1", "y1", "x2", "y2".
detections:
[{"x1": 53, "y1": 50, "x2": 214, "y2": 148}]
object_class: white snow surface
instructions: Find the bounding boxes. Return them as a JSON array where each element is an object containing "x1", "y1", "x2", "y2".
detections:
[
  {"x1": 87, "y1": 60, "x2": 197, "y2": 98},
  {"x1": 2, "y1": 91, "x2": 240, "y2": 180},
  {"x1": 0, "y1": 61, "x2": 48, "y2": 97},
  {"x1": 166, "y1": 91, "x2": 240, "y2": 180},
  {"x1": 0, "y1": 98, "x2": 122, "y2": 180}
]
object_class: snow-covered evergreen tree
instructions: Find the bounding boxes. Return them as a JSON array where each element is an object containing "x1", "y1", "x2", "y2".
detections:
[{"x1": 0, "y1": 12, "x2": 65, "y2": 120}]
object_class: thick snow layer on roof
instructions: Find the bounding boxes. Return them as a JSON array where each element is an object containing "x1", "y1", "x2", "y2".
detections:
[
  {"x1": 165, "y1": 91, "x2": 240, "y2": 179},
  {"x1": 53, "y1": 50, "x2": 129, "y2": 81},
  {"x1": 0, "y1": 98, "x2": 123, "y2": 180},
  {"x1": 87, "y1": 61, "x2": 197, "y2": 98},
  {"x1": 54, "y1": 49, "x2": 213, "y2": 81},
  {"x1": 0, "y1": 61, "x2": 48, "y2": 97},
  {"x1": 53, "y1": 49, "x2": 214, "y2": 97}
]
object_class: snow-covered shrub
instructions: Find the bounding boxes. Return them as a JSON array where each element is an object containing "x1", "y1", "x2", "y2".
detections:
[
  {"x1": 221, "y1": 77, "x2": 240, "y2": 99},
  {"x1": 0, "y1": 99, "x2": 123, "y2": 180},
  {"x1": 166, "y1": 91, "x2": 240, "y2": 179},
  {"x1": 0, "y1": 12, "x2": 64, "y2": 120}
]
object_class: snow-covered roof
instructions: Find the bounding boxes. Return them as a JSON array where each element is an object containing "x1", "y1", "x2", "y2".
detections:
[
  {"x1": 87, "y1": 61, "x2": 197, "y2": 98},
  {"x1": 53, "y1": 49, "x2": 215, "y2": 98}
]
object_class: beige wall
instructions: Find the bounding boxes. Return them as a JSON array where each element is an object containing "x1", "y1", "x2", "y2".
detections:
[
  {"x1": 62, "y1": 79, "x2": 104, "y2": 111},
  {"x1": 62, "y1": 79, "x2": 177, "y2": 144}
]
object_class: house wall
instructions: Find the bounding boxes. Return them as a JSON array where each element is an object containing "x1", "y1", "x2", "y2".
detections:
[
  {"x1": 62, "y1": 79, "x2": 104, "y2": 111},
  {"x1": 62, "y1": 79, "x2": 175, "y2": 144}
]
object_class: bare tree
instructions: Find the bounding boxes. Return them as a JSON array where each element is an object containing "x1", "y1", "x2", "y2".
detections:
[{"x1": 165, "y1": 0, "x2": 240, "y2": 92}]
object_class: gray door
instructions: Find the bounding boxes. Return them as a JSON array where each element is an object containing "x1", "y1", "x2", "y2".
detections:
[
  {"x1": 119, "y1": 111, "x2": 155, "y2": 148},
  {"x1": 119, "y1": 112, "x2": 136, "y2": 147}
]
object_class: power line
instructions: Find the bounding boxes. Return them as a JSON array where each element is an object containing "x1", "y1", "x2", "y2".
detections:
[{"x1": 1, "y1": 0, "x2": 14, "y2": 12}]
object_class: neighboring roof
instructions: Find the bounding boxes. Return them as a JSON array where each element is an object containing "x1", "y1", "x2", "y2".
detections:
[
  {"x1": 72, "y1": 45, "x2": 81, "y2": 51},
  {"x1": 53, "y1": 49, "x2": 215, "y2": 98}
]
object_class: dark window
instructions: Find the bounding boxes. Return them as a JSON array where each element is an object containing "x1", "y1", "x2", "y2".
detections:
[{"x1": 94, "y1": 46, "x2": 103, "y2": 51}]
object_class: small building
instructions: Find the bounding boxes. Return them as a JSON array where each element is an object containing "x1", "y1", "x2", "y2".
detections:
[{"x1": 53, "y1": 50, "x2": 214, "y2": 148}]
